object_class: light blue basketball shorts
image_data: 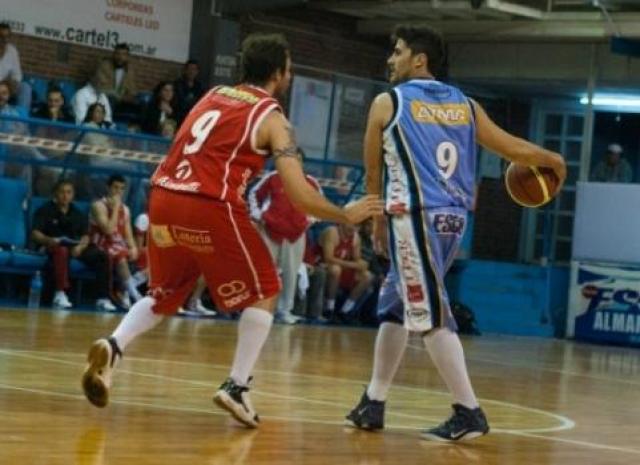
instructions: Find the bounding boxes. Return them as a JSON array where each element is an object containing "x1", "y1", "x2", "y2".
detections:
[{"x1": 377, "y1": 206, "x2": 467, "y2": 333}]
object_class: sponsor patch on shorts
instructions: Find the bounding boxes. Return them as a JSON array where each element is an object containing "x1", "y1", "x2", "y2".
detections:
[
  {"x1": 217, "y1": 280, "x2": 252, "y2": 308},
  {"x1": 150, "y1": 224, "x2": 176, "y2": 248},
  {"x1": 171, "y1": 226, "x2": 215, "y2": 253}
]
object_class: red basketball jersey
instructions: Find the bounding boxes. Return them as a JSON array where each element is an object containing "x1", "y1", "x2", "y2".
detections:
[
  {"x1": 89, "y1": 198, "x2": 130, "y2": 258},
  {"x1": 334, "y1": 229, "x2": 356, "y2": 261},
  {"x1": 151, "y1": 85, "x2": 281, "y2": 206}
]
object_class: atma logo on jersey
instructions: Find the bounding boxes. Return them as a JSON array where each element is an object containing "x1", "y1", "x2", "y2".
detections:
[{"x1": 410, "y1": 102, "x2": 470, "y2": 125}]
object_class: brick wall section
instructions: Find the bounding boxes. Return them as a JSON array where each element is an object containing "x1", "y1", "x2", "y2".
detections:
[
  {"x1": 240, "y1": 9, "x2": 388, "y2": 79},
  {"x1": 12, "y1": 33, "x2": 182, "y2": 91},
  {"x1": 13, "y1": 7, "x2": 387, "y2": 88}
]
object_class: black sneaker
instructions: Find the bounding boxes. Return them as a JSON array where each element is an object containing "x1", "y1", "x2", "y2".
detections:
[
  {"x1": 345, "y1": 389, "x2": 385, "y2": 431},
  {"x1": 213, "y1": 377, "x2": 260, "y2": 428},
  {"x1": 421, "y1": 403, "x2": 489, "y2": 442}
]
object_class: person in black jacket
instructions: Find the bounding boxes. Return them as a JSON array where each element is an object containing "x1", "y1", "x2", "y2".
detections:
[
  {"x1": 31, "y1": 179, "x2": 115, "y2": 311},
  {"x1": 174, "y1": 60, "x2": 205, "y2": 124},
  {"x1": 141, "y1": 81, "x2": 177, "y2": 135}
]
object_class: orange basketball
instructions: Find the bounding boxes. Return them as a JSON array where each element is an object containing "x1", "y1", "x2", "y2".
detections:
[{"x1": 504, "y1": 163, "x2": 560, "y2": 208}]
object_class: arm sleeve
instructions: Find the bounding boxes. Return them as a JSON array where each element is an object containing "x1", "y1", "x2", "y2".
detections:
[
  {"x1": 10, "y1": 46, "x2": 23, "y2": 82},
  {"x1": 101, "y1": 93, "x2": 113, "y2": 123},
  {"x1": 71, "y1": 90, "x2": 86, "y2": 124}
]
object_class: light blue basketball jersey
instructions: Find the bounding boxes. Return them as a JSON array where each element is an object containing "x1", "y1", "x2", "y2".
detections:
[{"x1": 382, "y1": 79, "x2": 476, "y2": 212}]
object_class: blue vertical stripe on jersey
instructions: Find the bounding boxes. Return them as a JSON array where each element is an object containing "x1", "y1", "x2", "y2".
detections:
[{"x1": 391, "y1": 125, "x2": 444, "y2": 326}]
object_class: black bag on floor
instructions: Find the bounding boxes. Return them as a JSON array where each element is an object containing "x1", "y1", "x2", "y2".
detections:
[{"x1": 451, "y1": 301, "x2": 481, "y2": 335}]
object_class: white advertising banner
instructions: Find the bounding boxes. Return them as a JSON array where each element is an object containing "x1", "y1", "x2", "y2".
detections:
[
  {"x1": 1, "y1": 0, "x2": 193, "y2": 62},
  {"x1": 567, "y1": 260, "x2": 640, "y2": 347}
]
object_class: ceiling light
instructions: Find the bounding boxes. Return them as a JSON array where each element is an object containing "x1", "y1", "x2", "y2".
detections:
[{"x1": 580, "y1": 95, "x2": 640, "y2": 107}]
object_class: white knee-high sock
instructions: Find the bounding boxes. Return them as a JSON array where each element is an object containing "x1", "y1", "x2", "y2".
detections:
[
  {"x1": 111, "y1": 296, "x2": 164, "y2": 351},
  {"x1": 423, "y1": 328, "x2": 479, "y2": 409},
  {"x1": 366, "y1": 322, "x2": 409, "y2": 401},
  {"x1": 230, "y1": 308, "x2": 274, "y2": 386}
]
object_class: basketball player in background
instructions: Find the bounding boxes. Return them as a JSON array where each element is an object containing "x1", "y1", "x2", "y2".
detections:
[
  {"x1": 81, "y1": 33, "x2": 383, "y2": 427},
  {"x1": 345, "y1": 25, "x2": 566, "y2": 441}
]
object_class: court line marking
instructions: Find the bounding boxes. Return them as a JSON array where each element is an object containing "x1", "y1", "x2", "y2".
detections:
[
  {"x1": 406, "y1": 343, "x2": 640, "y2": 386},
  {"x1": 0, "y1": 381, "x2": 639, "y2": 457},
  {"x1": 7, "y1": 307, "x2": 640, "y2": 385},
  {"x1": 1, "y1": 347, "x2": 572, "y2": 434}
]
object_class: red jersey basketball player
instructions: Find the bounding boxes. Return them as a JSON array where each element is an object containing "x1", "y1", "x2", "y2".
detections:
[{"x1": 81, "y1": 33, "x2": 383, "y2": 427}]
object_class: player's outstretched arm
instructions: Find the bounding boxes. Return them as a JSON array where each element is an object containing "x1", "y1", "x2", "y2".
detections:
[
  {"x1": 471, "y1": 99, "x2": 566, "y2": 186},
  {"x1": 259, "y1": 111, "x2": 384, "y2": 225}
]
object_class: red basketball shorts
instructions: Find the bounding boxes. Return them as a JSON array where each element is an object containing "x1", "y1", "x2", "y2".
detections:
[{"x1": 146, "y1": 188, "x2": 281, "y2": 314}]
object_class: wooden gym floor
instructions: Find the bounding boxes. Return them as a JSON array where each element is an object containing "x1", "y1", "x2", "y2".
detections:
[{"x1": 0, "y1": 307, "x2": 639, "y2": 465}]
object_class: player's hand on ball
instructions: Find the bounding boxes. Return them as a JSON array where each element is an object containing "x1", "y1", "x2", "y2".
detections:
[{"x1": 343, "y1": 195, "x2": 384, "y2": 225}]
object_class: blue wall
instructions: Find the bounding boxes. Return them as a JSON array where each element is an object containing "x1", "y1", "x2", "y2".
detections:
[{"x1": 447, "y1": 259, "x2": 569, "y2": 337}]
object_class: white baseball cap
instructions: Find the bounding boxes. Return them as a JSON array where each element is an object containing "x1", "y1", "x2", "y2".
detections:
[{"x1": 607, "y1": 143, "x2": 623, "y2": 154}]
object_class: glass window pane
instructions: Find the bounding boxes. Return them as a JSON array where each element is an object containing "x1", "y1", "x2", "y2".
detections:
[
  {"x1": 555, "y1": 240, "x2": 572, "y2": 262},
  {"x1": 534, "y1": 239, "x2": 544, "y2": 259},
  {"x1": 535, "y1": 213, "x2": 545, "y2": 234},
  {"x1": 567, "y1": 165, "x2": 580, "y2": 186},
  {"x1": 565, "y1": 140, "x2": 581, "y2": 161},
  {"x1": 557, "y1": 215, "x2": 574, "y2": 236},
  {"x1": 544, "y1": 139, "x2": 561, "y2": 152},
  {"x1": 567, "y1": 115, "x2": 584, "y2": 136},
  {"x1": 544, "y1": 114, "x2": 563, "y2": 136},
  {"x1": 559, "y1": 190, "x2": 575, "y2": 211}
]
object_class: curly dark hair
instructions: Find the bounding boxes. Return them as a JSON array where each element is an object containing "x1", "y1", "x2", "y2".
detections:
[
  {"x1": 392, "y1": 25, "x2": 447, "y2": 79},
  {"x1": 240, "y1": 33, "x2": 290, "y2": 86}
]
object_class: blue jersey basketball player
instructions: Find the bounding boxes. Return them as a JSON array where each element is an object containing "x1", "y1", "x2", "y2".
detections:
[{"x1": 346, "y1": 25, "x2": 566, "y2": 441}]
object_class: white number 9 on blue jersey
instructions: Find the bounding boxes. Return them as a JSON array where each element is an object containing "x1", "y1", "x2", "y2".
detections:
[{"x1": 436, "y1": 141, "x2": 458, "y2": 179}]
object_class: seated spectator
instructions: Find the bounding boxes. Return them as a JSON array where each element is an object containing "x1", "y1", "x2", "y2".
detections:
[
  {"x1": 590, "y1": 143, "x2": 633, "y2": 183},
  {"x1": 95, "y1": 43, "x2": 139, "y2": 119},
  {"x1": 141, "y1": 81, "x2": 177, "y2": 135},
  {"x1": 178, "y1": 276, "x2": 218, "y2": 316},
  {"x1": 160, "y1": 118, "x2": 178, "y2": 139},
  {"x1": 248, "y1": 166, "x2": 322, "y2": 324},
  {"x1": 293, "y1": 230, "x2": 328, "y2": 323},
  {"x1": 32, "y1": 87, "x2": 74, "y2": 123},
  {"x1": 319, "y1": 222, "x2": 373, "y2": 320},
  {"x1": 0, "y1": 79, "x2": 20, "y2": 117},
  {"x1": 82, "y1": 102, "x2": 113, "y2": 147},
  {"x1": 174, "y1": 60, "x2": 205, "y2": 123},
  {"x1": 89, "y1": 174, "x2": 140, "y2": 308},
  {"x1": 0, "y1": 23, "x2": 31, "y2": 111},
  {"x1": 358, "y1": 218, "x2": 389, "y2": 283},
  {"x1": 31, "y1": 179, "x2": 115, "y2": 311},
  {"x1": 356, "y1": 218, "x2": 390, "y2": 324},
  {"x1": 71, "y1": 74, "x2": 113, "y2": 124},
  {"x1": 0, "y1": 79, "x2": 45, "y2": 186}
]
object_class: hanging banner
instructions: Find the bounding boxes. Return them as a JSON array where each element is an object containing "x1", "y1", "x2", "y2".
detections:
[
  {"x1": 1, "y1": 0, "x2": 193, "y2": 62},
  {"x1": 568, "y1": 261, "x2": 640, "y2": 347}
]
